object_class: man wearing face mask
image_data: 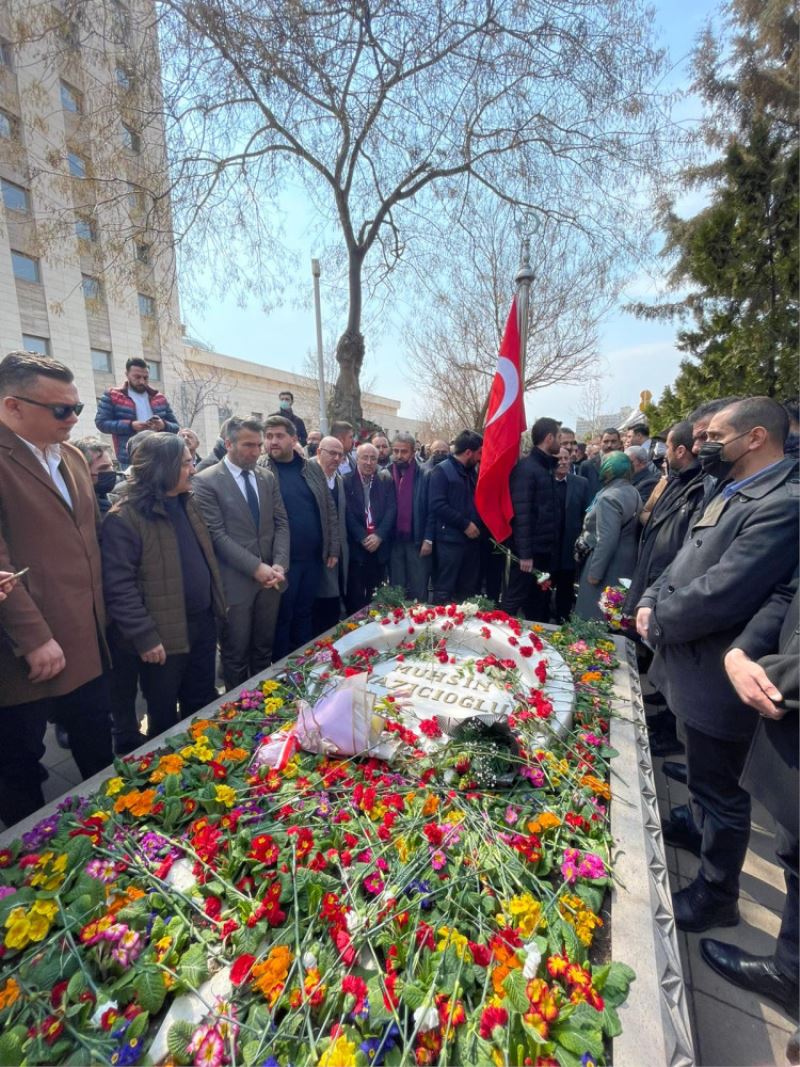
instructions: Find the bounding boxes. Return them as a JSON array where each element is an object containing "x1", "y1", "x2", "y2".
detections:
[
  {"x1": 423, "y1": 440, "x2": 450, "y2": 471},
  {"x1": 635, "y1": 397, "x2": 799, "y2": 934},
  {"x1": 73, "y1": 438, "x2": 119, "y2": 514},
  {"x1": 270, "y1": 390, "x2": 308, "y2": 447}
]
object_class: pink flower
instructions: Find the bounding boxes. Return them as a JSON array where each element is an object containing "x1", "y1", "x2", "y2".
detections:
[
  {"x1": 521, "y1": 767, "x2": 545, "y2": 788},
  {"x1": 430, "y1": 850, "x2": 447, "y2": 871},
  {"x1": 578, "y1": 852, "x2": 606, "y2": 879},
  {"x1": 504, "y1": 805, "x2": 519, "y2": 826}
]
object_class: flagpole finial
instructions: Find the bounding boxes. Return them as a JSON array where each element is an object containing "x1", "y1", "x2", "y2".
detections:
[{"x1": 515, "y1": 235, "x2": 534, "y2": 287}]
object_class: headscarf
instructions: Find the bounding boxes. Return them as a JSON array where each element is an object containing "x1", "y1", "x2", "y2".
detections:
[{"x1": 599, "y1": 451, "x2": 632, "y2": 484}]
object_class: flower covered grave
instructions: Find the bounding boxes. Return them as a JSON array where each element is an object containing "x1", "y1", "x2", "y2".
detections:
[{"x1": 0, "y1": 603, "x2": 634, "y2": 1067}]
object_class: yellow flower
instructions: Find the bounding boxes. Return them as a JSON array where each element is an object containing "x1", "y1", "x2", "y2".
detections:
[
  {"x1": 503, "y1": 893, "x2": 545, "y2": 938},
  {"x1": 214, "y1": 784, "x2": 236, "y2": 808},
  {"x1": 445, "y1": 809, "x2": 465, "y2": 824},
  {"x1": 436, "y1": 926, "x2": 471, "y2": 961},
  {"x1": 29, "y1": 852, "x2": 68, "y2": 891},
  {"x1": 0, "y1": 977, "x2": 20, "y2": 1010},
  {"x1": 4, "y1": 908, "x2": 32, "y2": 950},
  {"x1": 317, "y1": 1034, "x2": 357, "y2": 1067},
  {"x1": 282, "y1": 757, "x2": 299, "y2": 780},
  {"x1": 27, "y1": 900, "x2": 58, "y2": 942},
  {"x1": 106, "y1": 777, "x2": 124, "y2": 796},
  {"x1": 261, "y1": 680, "x2": 280, "y2": 694},
  {"x1": 263, "y1": 697, "x2": 284, "y2": 715},
  {"x1": 394, "y1": 836, "x2": 411, "y2": 862}
]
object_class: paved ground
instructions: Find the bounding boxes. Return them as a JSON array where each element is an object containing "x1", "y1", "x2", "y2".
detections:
[{"x1": 19, "y1": 708, "x2": 800, "y2": 1066}]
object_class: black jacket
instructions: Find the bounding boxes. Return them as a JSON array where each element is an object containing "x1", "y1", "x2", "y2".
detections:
[
  {"x1": 623, "y1": 465, "x2": 709, "y2": 612},
  {"x1": 631, "y1": 464, "x2": 661, "y2": 504},
  {"x1": 344, "y1": 469, "x2": 397, "y2": 563},
  {"x1": 577, "y1": 455, "x2": 600, "y2": 497},
  {"x1": 269, "y1": 409, "x2": 308, "y2": 446},
  {"x1": 554, "y1": 473, "x2": 591, "y2": 571},
  {"x1": 427, "y1": 456, "x2": 479, "y2": 544},
  {"x1": 736, "y1": 576, "x2": 799, "y2": 838},
  {"x1": 196, "y1": 440, "x2": 226, "y2": 473},
  {"x1": 386, "y1": 459, "x2": 434, "y2": 544},
  {"x1": 508, "y1": 447, "x2": 559, "y2": 564},
  {"x1": 642, "y1": 457, "x2": 799, "y2": 741}
]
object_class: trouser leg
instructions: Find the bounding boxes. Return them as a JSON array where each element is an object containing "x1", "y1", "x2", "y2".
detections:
[
  {"x1": 501, "y1": 561, "x2": 531, "y2": 615},
  {"x1": 406, "y1": 543, "x2": 431, "y2": 602},
  {"x1": 288, "y1": 558, "x2": 323, "y2": 655},
  {"x1": 389, "y1": 542, "x2": 408, "y2": 593},
  {"x1": 553, "y1": 569, "x2": 576, "y2": 622},
  {"x1": 108, "y1": 635, "x2": 144, "y2": 754},
  {"x1": 774, "y1": 822, "x2": 799, "y2": 984},
  {"x1": 312, "y1": 596, "x2": 342, "y2": 635},
  {"x1": 432, "y1": 542, "x2": 464, "y2": 605},
  {"x1": 0, "y1": 700, "x2": 48, "y2": 826},
  {"x1": 219, "y1": 598, "x2": 256, "y2": 690},
  {"x1": 140, "y1": 654, "x2": 188, "y2": 740},
  {"x1": 274, "y1": 566, "x2": 302, "y2": 661},
  {"x1": 454, "y1": 541, "x2": 481, "y2": 601},
  {"x1": 249, "y1": 586, "x2": 281, "y2": 677},
  {"x1": 55, "y1": 674, "x2": 113, "y2": 779},
  {"x1": 684, "y1": 722, "x2": 752, "y2": 902},
  {"x1": 177, "y1": 610, "x2": 219, "y2": 718}
]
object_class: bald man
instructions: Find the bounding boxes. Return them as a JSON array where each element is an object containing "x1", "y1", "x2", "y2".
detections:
[
  {"x1": 343, "y1": 443, "x2": 397, "y2": 612},
  {"x1": 424, "y1": 440, "x2": 450, "y2": 470},
  {"x1": 311, "y1": 437, "x2": 350, "y2": 633}
]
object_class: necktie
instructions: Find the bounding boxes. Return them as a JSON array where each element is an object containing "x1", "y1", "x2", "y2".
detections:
[{"x1": 242, "y1": 469, "x2": 260, "y2": 529}]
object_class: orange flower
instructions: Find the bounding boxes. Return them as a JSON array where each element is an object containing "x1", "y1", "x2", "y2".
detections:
[
  {"x1": 108, "y1": 886, "x2": 146, "y2": 915},
  {"x1": 189, "y1": 719, "x2": 214, "y2": 740},
  {"x1": 0, "y1": 976, "x2": 20, "y2": 1010},
  {"x1": 528, "y1": 812, "x2": 561, "y2": 834},
  {"x1": 251, "y1": 945, "x2": 293, "y2": 1005},
  {"x1": 217, "y1": 747, "x2": 248, "y2": 763},
  {"x1": 149, "y1": 753, "x2": 185, "y2": 783},
  {"x1": 579, "y1": 774, "x2": 611, "y2": 800},
  {"x1": 580, "y1": 671, "x2": 602, "y2": 684},
  {"x1": 422, "y1": 793, "x2": 439, "y2": 817},
  {"x1": 114, "y1": 788, "x2": 157, "y2": 817}
]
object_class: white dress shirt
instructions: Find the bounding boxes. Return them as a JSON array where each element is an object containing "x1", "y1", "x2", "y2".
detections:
[
  {"x1": 130, "y1": 388, "x2": 154, "y2": 423},
  {"x1": 224, "y1": 456, "x2": 259, "y2": 513},
  {"x1": 16, "y1": 435, "x2": 73, "y2": 508}
]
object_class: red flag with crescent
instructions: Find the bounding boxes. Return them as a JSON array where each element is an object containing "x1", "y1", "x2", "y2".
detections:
[{"x1": 475, "y1": 297, "x2": 526, "y2": 542}]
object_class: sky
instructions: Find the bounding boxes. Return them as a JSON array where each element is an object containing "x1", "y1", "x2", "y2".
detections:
[{"x1": 180, "y1": 0, "x2": 723, "y2": 430}]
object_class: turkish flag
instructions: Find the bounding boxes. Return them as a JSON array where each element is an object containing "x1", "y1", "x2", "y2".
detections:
[{"x1": 475, "y1": 297, "x2": 527, "y2": 542}]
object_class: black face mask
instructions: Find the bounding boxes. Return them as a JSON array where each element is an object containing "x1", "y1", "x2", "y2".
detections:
[
  {"x1": 307, "y1": 442, "x2": 319, "y2": 457},
  {"x1": 430, "y1": 451, "x2": 448, "y2": 465},
  {"x1": 698, "y1": 430, "x2": 749, "y2": 478},
  {"x1": 95, "y1": 471, "x2": 118, "y2": 495}
]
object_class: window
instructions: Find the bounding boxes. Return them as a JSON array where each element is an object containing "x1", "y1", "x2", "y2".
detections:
[
  {"x1": 67, "y1": 151, "x2": 87, "y2": 178},
  {"x1": 60, "y1": 81, "x2": 81, "y2": 113},
  {"x1": 0, "y1": 38, "x2": 13, "y2": 69},
  {"x1": 1, "y1": 178, "x2": 29, "y2": 213},
  {"x1": 135, "y1": 242, "x2": 150, "y2": 264},
  {"x1": 138, "y1": 292, "x2": 155, "y2": 317},
  {"x1": 91, "y1": 348, "x2": 112, "y2": 373},
  {"x1": 11, "y1": 251, "x2": 41, "y2": 283},
  {"x1": 0, "y1": 109, "x2": 18, "y2": 140},
  {"x1": 75, "y1": 216, "x2": 96, "y2": 241},
  {"x1": 121, "y1": 124, "x2": 141, "y2": 153},
  {"x1": 147, "y1": 359, "x2": 161, "y2": 382},
  {"x1": 81, "y1": 274, "x2": 102, "y2": 301},
  {"x1": 22, "y1": 335, "x2": 50, "y2": 356},
  {"x1": 115, "y1": 66, "x2": 132, "y2": 90}
]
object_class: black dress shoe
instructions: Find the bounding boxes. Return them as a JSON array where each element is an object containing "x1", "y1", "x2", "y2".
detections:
[
  {"x1": 650, "y1": 731, "x2": 684, "y2": 758},
  {"x1": 662, "y1": 760, "x2": 688, "y2": 785},
  {"x1": 55, "y1": 724, "x2": 70, "y2": 750},
  {"x1": 673, "y1": 878, "x2": 739, "y2": 933},
  {"x1": 700, "y1": 939, "x2": 799, "y2": 1018},
  {"x1": 662, "y1": 805, "x2": 702, "y2": 856}
]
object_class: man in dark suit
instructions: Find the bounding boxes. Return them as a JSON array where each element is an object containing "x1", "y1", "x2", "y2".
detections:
[
  {"x1": 344, "y1": 442, "x2": 397, "y2": 612},
  {"x1": 636, "y1": 397, "x2": 799, "y2": 932},
  {"x1": 551, "y1": 445, "x2": 591, "y2": 621},
  {"x1": 193, "y1": 417, "x2": 290, "y2": 689},
  {"x1": 427, "y1": 430, "x2": 483, "y2": 605},
  {"x1": 387, "y1": 431, "x2": 433, "y2": 602},
  {"x1": 311, "y1": 436, "x2": 349, "y2": 634},
  {"x1": 699, "y1": 576, "x2": 799, "y2": 1024}
]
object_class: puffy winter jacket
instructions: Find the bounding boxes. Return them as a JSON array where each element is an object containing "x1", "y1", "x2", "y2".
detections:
[
  {"x1": 95, "y1": 384, "x2": 179, "y2": 464},
  {"x1": 508, "y1": 447, "x2": 559, "y2": 564}
]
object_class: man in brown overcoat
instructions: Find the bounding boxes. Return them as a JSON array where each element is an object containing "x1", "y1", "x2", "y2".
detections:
[{"x1": 0, "y1": 352, "x2": 112, "y2": 825}]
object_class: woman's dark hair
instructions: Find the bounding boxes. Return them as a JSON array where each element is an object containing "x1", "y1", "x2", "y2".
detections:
[{"x1": 125, "y1": 433, "x2": 186, "y2": 518}]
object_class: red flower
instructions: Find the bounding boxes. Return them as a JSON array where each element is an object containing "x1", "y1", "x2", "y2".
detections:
[
  {"x1": 204, "y1": 896, "x2": 222, "y2": 921},
  {"x1": 249, "y1": 833, "x2": 280, "y2": 866},
  {"x1": 468, "y1": 941, "x2": 492, "y2": 967},
  {"x1": 418, "y1": 718, "x2": 442, "y2": 739},
  {"x1": 230, "y1": 953, "x2": 256, "y2": 986},
  {"x1": 341, "y1": 974, "x2": 368, "y2": 1015},
  {"x1": 479, "y1": 1005, "x2": 508, "y2": 1040},
  {"x1": 519, "y1": 645, "x2": 534, "y2": 658},
  {"x1": 50, "y1": 980, "x2": 68, "y2": 1009},
  {"x1": 0, "y1": 850, "x2": 12, "y2": 868},
  {"x1": 535, "y1": 660, "x2": 548, "y2": 684}
]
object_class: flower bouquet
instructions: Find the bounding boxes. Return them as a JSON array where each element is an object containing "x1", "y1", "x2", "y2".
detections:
[{"x1": 598, "y1": 586, "x2": 634, "y2": 634}]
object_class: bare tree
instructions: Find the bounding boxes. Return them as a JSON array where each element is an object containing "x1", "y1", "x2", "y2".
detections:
[
  {"x1": 171, "y1": 361, "x2": 234, "y2": 428},
  {"x1": 406, "y1": 198, "x2": 613, "y2": 431},
  {"x1": 573, "y1": 381, "x2": 610, "y2": 439}
]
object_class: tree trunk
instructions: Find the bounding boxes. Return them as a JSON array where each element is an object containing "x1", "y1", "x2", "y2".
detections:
[{"x1": 331, "y1": 245, "x2": 365, "y2": 426}]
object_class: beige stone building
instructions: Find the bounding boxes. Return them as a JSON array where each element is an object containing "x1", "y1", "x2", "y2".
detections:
[
  {"x1": 182, "y1": 339, "x2": 425, "y2": 455},
  {"x1": 0, "y1": 0, "x2": 182, "y2": 440}
]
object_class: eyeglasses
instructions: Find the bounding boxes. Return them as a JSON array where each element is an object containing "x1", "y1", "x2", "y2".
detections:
[
  {"x1": 319, "y1": 447, "x2": 343, "y2": 458},
  {"x1": 11, "y1": 396, "x2": 84, "y2": 420}
]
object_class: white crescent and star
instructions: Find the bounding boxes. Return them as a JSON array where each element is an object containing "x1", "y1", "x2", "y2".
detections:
[{"x1": 484, "y1": 357, "x2": 520, "y2": 428}]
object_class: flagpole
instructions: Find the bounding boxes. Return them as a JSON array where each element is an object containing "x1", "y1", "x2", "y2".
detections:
[{"x1": 515, "y1": 236, "x2": 535, "y2": 386}]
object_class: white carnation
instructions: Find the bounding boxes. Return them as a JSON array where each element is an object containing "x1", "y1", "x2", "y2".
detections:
[
  {"x1": 414, "y1": 1004, "x2": 440, "y2": 1032},
  {"x1": 522, "y1": 942, "x2": 542, "y2": 979}
]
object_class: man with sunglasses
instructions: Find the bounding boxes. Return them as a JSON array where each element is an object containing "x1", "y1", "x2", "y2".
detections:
[{"x1": 0, "y1": 351, "x2": 113, "y2": 826}]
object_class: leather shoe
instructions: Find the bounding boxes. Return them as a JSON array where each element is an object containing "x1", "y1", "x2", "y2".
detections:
[
  {"x1": 700, "y1": 939, "x2": 799, "y2": 1018},
  {"x1": 662, "y1": 805, "x2": 702, "y2": 857},
  {"x1": 649, "y1": 730, "x2": 684, "y2": 758},
  {"x1": 662, "y1": 760, "x2": 688, "y2": 785},
  {"x1": 673, "y1": 878, "x2": 739, "y2": 933}
]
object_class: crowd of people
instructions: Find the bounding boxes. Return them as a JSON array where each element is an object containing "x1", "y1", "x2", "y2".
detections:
[{"x1": 0, "y1": 349, "x2": 797, "y2": 1046}]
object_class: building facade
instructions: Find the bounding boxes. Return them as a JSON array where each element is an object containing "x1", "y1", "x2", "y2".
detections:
[{"x1": 0, "y1": 0, "x2": 183, "y2": 439}]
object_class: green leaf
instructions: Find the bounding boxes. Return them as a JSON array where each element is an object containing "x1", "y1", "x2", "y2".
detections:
[
  {"x1": 66, "y1": 970, "x2": 86, "y2": 1000},
  {"x1": 503, "y1": 968, "x2": 530, "y2": 1014},
  {"x1": 178, "y1": 944, "x2": 209, "y2": 989},
  {"x1": 167, "y1": 1020, "x2": 195, "y2": 1061},
  {"x1": 164, "y1": 773, "x2": 182, "y2": 797},
  {"x1": 400, "y1": 981, "x2": 426, "y2": 1010},
  {"x1": 0, "y1": 1026, "x2": 25, "y2": 1066},
  {"x1": 599, "y1": 1004, "x2": 622, "y2": 1037},
  {"x1": 554, "y1": 1045, "x2": 582, "y2": 1067},
  {"x1": 241, "y1": 1040, "x2": 263, "y2": 1065},
  {"x1": 599, "y1": 961, "x2": 636, "y2": 1007},
  {"x1": 125, "y1": 1011, "x2": 149, "y2": 1041},
  {"x1": 554, "y1": 1024, "x2": 603, "y2": 1059},
  {"x1": 133, "y1": 968, "x2": 167, "y2": 1015},
  {"x1": 64, "y1": 835, "x2": 93, "y2": 866}
]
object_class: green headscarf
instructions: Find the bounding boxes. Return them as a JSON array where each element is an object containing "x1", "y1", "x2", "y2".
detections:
[{"x1": 599, "y1": 451, "x2": 632, "y2": 484}]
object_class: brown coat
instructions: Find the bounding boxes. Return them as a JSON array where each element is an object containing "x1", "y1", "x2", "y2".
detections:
[{"x1": 0, "y1": 423, "x2": 107, "y2": 706}]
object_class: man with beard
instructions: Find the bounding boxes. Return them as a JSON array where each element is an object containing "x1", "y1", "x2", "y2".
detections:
[
  {"x1": 371, "y1": 433, "x2": 392, "y2": 468},
  {"x1": 636, "y1": 397, "x2": 799, "y2": 932},
  {"x1": 95, "y1": 357, "x2": 178, "y2": 465},
  {"x1": 428, "y1": 430, "x2": 483, "y2": 604},
  {"x1": 387, "y1": 431, "x2": 433, "y2": 602},
  {"x1": 501, "y1": 417, "x2": 561, "y2": 621},
  {"x1": 193, "y1": 417, "x2": 289, "y2": 689}
]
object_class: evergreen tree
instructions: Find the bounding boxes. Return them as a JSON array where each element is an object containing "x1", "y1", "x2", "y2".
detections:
[{"x1": 632, "y1": 0, "x2": 799, "y2": 428}]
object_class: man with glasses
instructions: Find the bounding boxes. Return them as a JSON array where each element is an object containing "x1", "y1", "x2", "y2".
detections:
[
  {"x1": 343, "y1": 442, "x2": 397, "y2": 612},
  {"x1": 95, "y1": 357, "x2": 179, "y2": 465},
  {"x1": 311, "y1": 436, "x2": 350, "y2": 633},
  {"x1": 0, "y1": 351, "x2": 112, "y2": 825}
]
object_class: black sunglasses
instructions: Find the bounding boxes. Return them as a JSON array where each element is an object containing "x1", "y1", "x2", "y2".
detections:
[{"x1": 11, "y1": 395, "x2": 85, "y2": 420}]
